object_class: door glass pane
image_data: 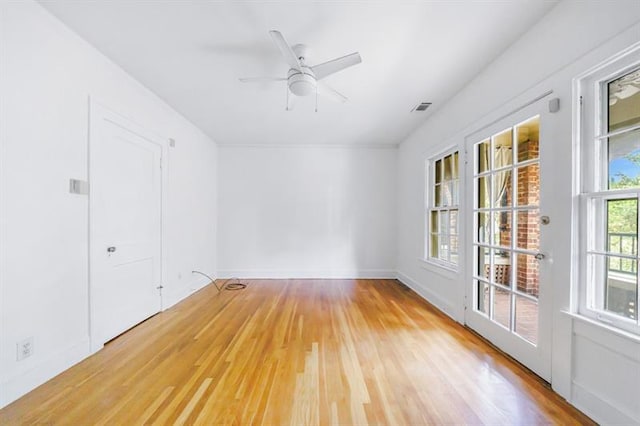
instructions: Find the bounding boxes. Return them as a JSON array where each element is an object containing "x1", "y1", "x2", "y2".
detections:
[
  {"x1": 476, "y1": 245, "x2": 491, "y2": 280},
  {"x1": 516, "y1": 116, "x2": 540, "y2": 163},
  {"x1": 493, "y1": 129, "x2": 513, "y2": 169},
  {"x1": 493, "y1": 249, "x2": 512, "y2": 288},
  {"x1": 516, "y1": 164, "x2": 540, "y2": 207},
  {"x1": 493, "y1": 170, "x2": 511, "y2": 207},
  {"x1": 493, "y1": 210, "x2": 512, "y2": 249},
  {"x1": 608, "y1": 68, "x2": 640, "y2": 132},
  {"x1": 517, "y1": 210, "x2": 540, "y2": 251},
  {"x1": 515, "y1": 296, "x2": 538, "y2": 345},
  {"x1": 476, "y1": 176, "x2": 490, "y2": 208},
  {"x1": 608, "y1": 130, "x2": 640, "y2": 190},
  {"x1": 492, "y1": 286, "x2": 511, "y2": 329},
  {"x1": 476, "y1": 212, "x2": 491, "y2": 244},
  {"x1": 477, "y1": 140, "x2": 490, "y2": 173},
  {"x1": 516, "y1": 253, "x2": 539, "y2": 298},
  {"x1": 476, "y1": 280, "x2": 489, "y2": 315}
]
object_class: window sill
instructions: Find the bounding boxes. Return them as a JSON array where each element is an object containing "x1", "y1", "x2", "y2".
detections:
[
  {"x1": 419, "y1": 258, "x2": 459, "y2": 280},
  {"x1": 562, "y1": 310, "x2": 640, "y2": 345}
]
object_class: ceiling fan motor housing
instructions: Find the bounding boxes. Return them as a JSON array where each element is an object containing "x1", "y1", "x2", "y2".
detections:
[{"x1": 288, "y1": 67, "x2": 316, "y2": 96}]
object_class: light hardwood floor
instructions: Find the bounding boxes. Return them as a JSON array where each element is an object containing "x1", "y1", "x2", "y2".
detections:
[{"x1": 1, "y1": 279, "x2": 593, "y2": 425}]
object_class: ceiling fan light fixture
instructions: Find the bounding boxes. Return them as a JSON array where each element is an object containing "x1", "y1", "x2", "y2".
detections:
[{"x1": 288, "y1": 70, "x2": 317, "y2": 96}]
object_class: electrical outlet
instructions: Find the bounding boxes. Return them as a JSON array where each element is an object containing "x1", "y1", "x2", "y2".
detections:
[{"x1": 17, "y1": 337, "x2": 34, "y2": 361}]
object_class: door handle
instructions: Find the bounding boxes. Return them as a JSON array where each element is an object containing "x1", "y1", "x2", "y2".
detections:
[
  {"x1": 534, "y1": 253, "x2": 545, "y2": 260},
  {"x1": 107, "y1": 246, "x2": 116, "y2": 253}
]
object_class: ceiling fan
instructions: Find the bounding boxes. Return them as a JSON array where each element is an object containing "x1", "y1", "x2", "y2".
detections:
[{"x1": 239, "y1": 30, "x2": 362, "y2": 111}]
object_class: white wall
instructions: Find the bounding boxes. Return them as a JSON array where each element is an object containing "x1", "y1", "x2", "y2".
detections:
[
  {"x1": 217, "y1": 145, "x2": 396, "y2": 278},
  {"x1": 0, "y1": 1, "x2": 218, "y2": 407},
  {"x1": 396, "y1": 1, "x2": 640, "y2": 424}
]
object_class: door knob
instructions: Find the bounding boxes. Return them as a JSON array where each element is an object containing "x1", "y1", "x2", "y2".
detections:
[
  {"x1": 107, "y1": 246, "x2": 116, "y2": 253},
  {"x1": 534, "y1": 253, "x2": 545, "y2": 260}
]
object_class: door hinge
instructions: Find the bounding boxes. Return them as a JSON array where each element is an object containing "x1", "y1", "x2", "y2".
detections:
[{"x1": 157, "y1": 285, "x2": 164, "y2": 290}]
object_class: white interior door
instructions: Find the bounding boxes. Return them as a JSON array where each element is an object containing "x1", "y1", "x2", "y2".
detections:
[
  {"x1": 464, "y1": 99, "x2": 553, "y2": 381},
  {"x1": 89, "y1": 103, "x2": 163, "y2": 352}
]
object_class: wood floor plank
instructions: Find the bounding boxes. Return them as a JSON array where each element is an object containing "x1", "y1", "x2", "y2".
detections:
[{"x1": 0, "y1": 279, "x2": 594, "y2": 425}]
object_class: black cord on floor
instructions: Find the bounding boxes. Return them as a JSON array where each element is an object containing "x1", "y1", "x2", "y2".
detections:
[{"x1": 191, "y1": 271, "x2": 247, "y2": 292}]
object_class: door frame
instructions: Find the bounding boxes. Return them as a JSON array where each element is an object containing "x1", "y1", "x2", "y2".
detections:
[
  {"x1": 463, "y1": 94, "x2": 556, "y2": 381},
  {"x1": 88, "y1": 99, "x2": 168, "y2": 353}
]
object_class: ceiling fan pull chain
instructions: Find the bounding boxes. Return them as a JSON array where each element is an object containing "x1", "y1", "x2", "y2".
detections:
[{"x1": 285, "y1": 85, "x2": 289, "y2": 111}]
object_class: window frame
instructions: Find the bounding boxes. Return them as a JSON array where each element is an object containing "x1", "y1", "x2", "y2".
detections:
[
  {"x1": 576, "y1": 44, "x2": 640, "y2": 335},
  {"x1": 425, "y1": 147, "x2": 460, "y2": 270}
]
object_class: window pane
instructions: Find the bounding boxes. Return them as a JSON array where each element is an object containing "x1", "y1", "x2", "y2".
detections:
[
  {"x1": 442, "y1": 182, "x2": 453, "y2": 206},
  {"x1": 477, "y1": 140, "x2": 490, "y2": 173},
  {"x1": 440, "y1": 236, "x2": 450, "y2": 261},
  {"x1": 516, "y1": 116, "x2": 540, "y2": 163},
  {"x1": 608, "y1": 131, "x2": 640, "y2": 190},
  {"x1": 476, "y1": 212, "x2": 490, "y2": 244},
  {"x1": 444, "y1": 154, "x2": 453, "y2": 180},
  {"x1": 476, "y1": 176, "x2": 490, "y2": 209},
  {"x1": 430, "y1": 234, "x2": 438, "y2": 258},
  {"x1": 449, "y1": 209, "x2": 458, "y2": 235},
  {"x1": 493, "y1": 170, "x2": 512, "y2": 208},
  {"x1": 452, "y1": 152, "x2": 459, "y2": 179},
  {"x1": 607, "y1": 198, "x2": 638, "y2": 257},
  {"x1": 435, "y1": 184, "x2": 441, "y2": 207},
  {"x1": 516, "y1": 253, "x2": 539, "y2": 298},
  {"x1": 439, "y1": 211, "x2": 448, "y2": 234},
  {"x1": 606, "y1": 255, "x2": 638, "y2": 320},
  {"x1": 515, "y1": 296, "x2": 538, "y2": 345},
  {"x1": 450, "y1": 235, "x2": 459, "y2": 264},
  {"x1": 516, "y1": 164, "x2": 540, "y2": 207},
  {"x1": 452, "y1": 180, "x2": 459, "y2": 205},
  {"x1": 608, "y1": 68, "x2": 640, "y2": 132},
  {"x1": 517, "y1": 210, "x2": 540, "y2": 251},
  {"x1": 435, "y1": 159, "x2": 442, "y2": 184},
  {"x1": 430, "y1": 210, "x2": 438, "y2": 233},
  {"x1": 492, "y1": 286, "x2": 511, "y2": 329},
  {"x1": 493, "y1": 129, "x2": 513, "y2": 169}
]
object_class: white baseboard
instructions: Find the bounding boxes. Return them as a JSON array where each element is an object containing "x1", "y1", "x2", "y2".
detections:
[
  {"x1": 571, "y1": 381, "x2": 639, "y2": 425},
  {"x1": 162, "y1": 275, "x2": 213, "y2": 310},
  {"x1": 0, "y1": 338, "x2": 90, "y2": 408},
  {"x1": 395, "y1": 271, "x2": 459, "y2": 322},
  {"x1": 216, "y1": 269, "x2": 397, "y2": 279}
]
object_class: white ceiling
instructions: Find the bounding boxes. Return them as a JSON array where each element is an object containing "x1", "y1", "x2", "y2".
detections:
[{"x1": 40, "y1": 1, "x2": 558, "y2": 146}]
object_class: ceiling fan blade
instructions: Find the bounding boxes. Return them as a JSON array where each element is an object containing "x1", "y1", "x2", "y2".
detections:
[
  {"x1": 269, "y1": 30, "x2": 302, "y2": 71},
  {"x1": 317, "y1": 82, "x2": 348, "y2": 103},
  {"x1": 311, "y1": 52, "x2": 362, "y2": 80},
  {"x1": 239, "y1": 77, "x2": 287, "y2": 83}
]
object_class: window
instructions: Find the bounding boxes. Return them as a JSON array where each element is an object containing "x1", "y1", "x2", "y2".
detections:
[
  {"x1": 579, "y1": 47, "x2": 640, "y2": 334},
  {"x1": 426, "y1": 150, "x2": 460, "y2": 268}
]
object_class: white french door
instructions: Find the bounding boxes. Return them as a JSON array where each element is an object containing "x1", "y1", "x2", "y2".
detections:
[
  {"x1": 89, "y1": 102, "x2": 163, "y2": 352},
  {"x1": 465, "y1": 99, "x2": 553, "y2": 381}
]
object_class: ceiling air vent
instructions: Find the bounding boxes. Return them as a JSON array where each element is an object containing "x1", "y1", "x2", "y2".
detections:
[{"x1": 412, "y1": 102, "x2": 432, "y2": 112}]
